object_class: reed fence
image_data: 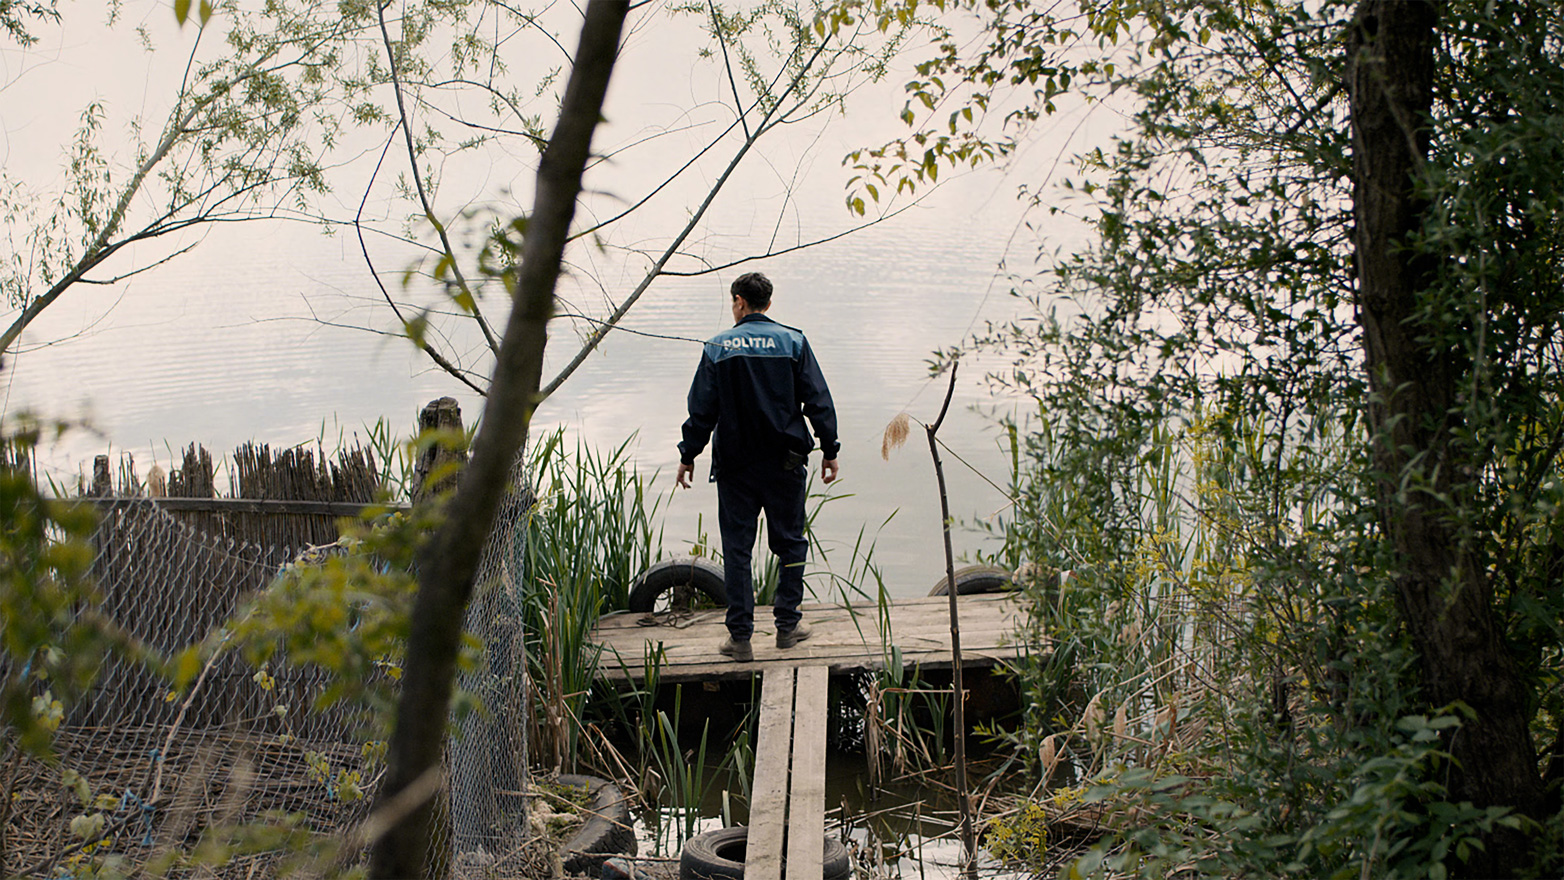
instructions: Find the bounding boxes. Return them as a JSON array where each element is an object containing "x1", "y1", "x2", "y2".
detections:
[{"x1": 76, "y1": 442, "x2": 385, "y2": 731}]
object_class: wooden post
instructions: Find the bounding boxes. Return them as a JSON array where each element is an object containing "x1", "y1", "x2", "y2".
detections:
[
  {"x1": 91, "y1": 455, "x2": 112, "y2": 497},
  {"x1": 408, "y1": 397, "x2": 467, "y2": 874},
  {"x1": 925, "y1": 363, "x2": 977, "y2": 879},
  {"x1": 412, "y1": 396, "x2": 467, "y2": 505}
]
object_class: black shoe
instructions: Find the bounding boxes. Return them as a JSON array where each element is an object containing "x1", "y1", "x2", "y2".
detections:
[
  {"x1": 719, "y1": 637, "x2": 753, "y2": 662},
  {"x1": 776, "y1": 621, "x2": 813, "y2": 649}
]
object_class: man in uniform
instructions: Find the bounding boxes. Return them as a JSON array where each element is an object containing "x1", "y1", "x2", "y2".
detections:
[{"x1": 675, "y1": 272, "x2": 840, "y2": 662}]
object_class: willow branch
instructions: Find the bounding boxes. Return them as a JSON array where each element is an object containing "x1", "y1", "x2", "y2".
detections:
[
  {"x1": 538, "y1": 34, "x2": 832, "y2": 400},
  {"x1": 376, "y1": 0, "x2": 501, "y2": 356}
]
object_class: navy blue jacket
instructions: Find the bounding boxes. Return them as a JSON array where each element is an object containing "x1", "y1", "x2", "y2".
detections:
[{"x1": 679, "y1": 313, "x2": 839, "y2": 481}]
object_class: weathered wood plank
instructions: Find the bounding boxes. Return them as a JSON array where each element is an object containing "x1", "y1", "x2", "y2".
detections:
[
  {"x1": 785, "y1": 665, "x2": 829, "y2": 880},
  {"x1": 590, "y1": 593, "x2": 1038, "y2": 683},
  {"x1": 746, "y1": 668, "x2": 795, "y2": 880},
  {"x1": 590, "y1": 595, "x2": 1015, "y2": 631},
  {"x1": 78, "y1": 496, "x2": 407, "y2": 516}
]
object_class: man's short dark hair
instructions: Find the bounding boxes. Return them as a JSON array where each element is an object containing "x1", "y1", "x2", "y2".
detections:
[{"x1": 731, "y1": 272, "x2": 773, "y2": 309}]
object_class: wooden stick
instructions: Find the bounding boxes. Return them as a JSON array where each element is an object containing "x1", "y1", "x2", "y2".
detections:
[{"x1": 923, "y1": 361, "x2": 977, "y2": 878}]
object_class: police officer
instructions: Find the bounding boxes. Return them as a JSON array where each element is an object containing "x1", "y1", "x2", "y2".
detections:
[{"x1": 676, "y1": 272, "x2": 840, "y2": 662}]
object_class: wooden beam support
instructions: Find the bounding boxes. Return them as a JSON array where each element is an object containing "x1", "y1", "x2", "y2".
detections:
[
  {"x1": 747, "y1": 668, "x2": 795, "y2": 880},
  {"x1": 78, "y1": 496, "x2": 408, "y2": 517},
  {"x1": 785, "y1": 665, "x2": 829, "y2": 880}
]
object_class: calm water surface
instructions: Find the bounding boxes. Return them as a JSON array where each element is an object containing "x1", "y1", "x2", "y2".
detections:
[
  {"x1": 3, "y1": 199, "x2": 1039, "y2": 598},
  {"x1": 0, "y1": 6, "x2": 1105, "y2": 597}
]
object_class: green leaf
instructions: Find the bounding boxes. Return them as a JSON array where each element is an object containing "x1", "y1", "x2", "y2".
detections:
[
  {"x1": 61, "y1": 769, "x2": 91, "y2": 805},
  {"x1": 403, "y1": 311, "x2": 430, "y2": 347},
  {"x1": 173, "y1": 647, "x2": 203, "y2": 689},
  {"x1": 174, "y1": 0, "x2": 191, "y2": 24},
  {"x1": 69, "y1": 812, "x2": 105, "y2": 840}
]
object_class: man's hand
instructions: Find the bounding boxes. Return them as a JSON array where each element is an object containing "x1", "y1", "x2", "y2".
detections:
[
  {"x1": 676, "y1": 461, "x2": 695, "y2": 489},
  {"x1": 821, "y1": 458, "x2": 840, "y2": 484}
]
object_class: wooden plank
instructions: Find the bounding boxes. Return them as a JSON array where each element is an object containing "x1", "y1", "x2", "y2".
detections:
[
  {"x1": 593, "y1": 593, "x2": 1018, "y2": 625},
  {"x1": 593, "y1": 650, "x2": 1026, "y2": 683},
  {"x1": 592, "y1": 596, "x2": 1019, "y2": 635},
  {"x1": 589, "y1": 594, "x2": 1038, "y2": 683},
  {"x1": 593, "y1": 606, "x2": 1018, "y2": 646},
  {"x1": 785, "y1": 665, "x2": 829, "y2": 880},
  {"x1": 746, "y1": 668, "x2": 795, "y2": 880},
  {"x1": 591, "y1": 641, "x2": 1032, "y2": 680},
  {"x1": 76, "y1": 496, "x2": 407, "y2": 517},
  {"x1": 599, "y1": 642, "x2": 1005, "y2": 670}
]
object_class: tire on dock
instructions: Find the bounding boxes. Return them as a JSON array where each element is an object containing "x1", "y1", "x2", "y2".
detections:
[
  {"x1": 928, "y1": 563, "x2": 1015, "y2": 597},
  {"x1": 628, "y1": 557, "x2": 727, "y2": 613},
  {"x1": 679, "y1": 826, "x2": 851, "y2": 880}
]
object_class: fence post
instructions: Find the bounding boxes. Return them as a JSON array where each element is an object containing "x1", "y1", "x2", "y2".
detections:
[
  {"x1": 91, "y1": 455, "x2": 112, "y2": 497},
  {"x1": 413, "y1": 397, "x2": 467, "y2": 506},
  {"x1": 411, "y1": 396, "x2": 534, "y2": 865},
  {"x1": 405, "y1": 398, "x2": 464, "y2": 876}
]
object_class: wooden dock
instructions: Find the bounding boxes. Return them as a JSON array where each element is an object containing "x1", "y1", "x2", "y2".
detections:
[
  {"x1": 596, "y1": 594, "x2": 1035, "y2": 878},
  {"x1": 747, "y1": 665, "x2": 829, "y2": 880},
  {"x1": 590, "y1": 593, "x2": 1030, "y2": 683}
]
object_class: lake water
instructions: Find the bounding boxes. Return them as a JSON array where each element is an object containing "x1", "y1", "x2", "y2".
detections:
[{"x1": 0, "y1": 4, "x2": 1111, "y2": 597}]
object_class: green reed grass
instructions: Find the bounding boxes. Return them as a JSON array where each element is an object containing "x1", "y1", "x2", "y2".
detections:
[
  {"x1": 975, "y1": 404, "x2": 1348, "y2": 792},
  {"x1": 642, "y1": 685, "x2": 752, "y2": 851},
  {"x1": 519, "y1": 429, "x2": 666, "y2": 772},
  {"x1": 508, "y1": 427, "x2": 977, "y2": 830}
]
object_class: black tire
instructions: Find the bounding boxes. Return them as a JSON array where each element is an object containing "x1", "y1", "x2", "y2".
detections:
[
  {"x1": 679, "y1": 826, "x2": 851, "y2": 880},
  {"x1": 628, "y1": 557, "x2": 727, "y2": 613},
  {"x1": 555, "y1": 774, "x2": 637, "y2": 875},
  {"x1": 929, "y1": 563, "x2": 1015, "y2": 597}
]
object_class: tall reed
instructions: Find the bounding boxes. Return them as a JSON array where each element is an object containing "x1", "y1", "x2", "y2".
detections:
[
  {"x1": 978, "y1": 402, "x2": 1352, "y2": 799},
  {"x1": 511, "y1": 431, "x2": 968, "y2": 834},
  {"x1": 641, "y1": 685, "x2": 753, "y2": 852},
  {"x1": 519, "y1": 429, "x2": 665, "y2": 772}
]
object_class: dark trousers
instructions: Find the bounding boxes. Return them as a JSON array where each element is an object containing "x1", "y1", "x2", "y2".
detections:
[{"x1": 716, "y1": 464, "x2": 808, "y2": 640}]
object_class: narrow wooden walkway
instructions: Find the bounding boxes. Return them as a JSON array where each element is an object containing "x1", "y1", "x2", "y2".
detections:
[
  {"x1": 747, "y1": 665, "x2": 828, "y2": 880},
  {"x1": 590, "y1": 593, "x2": 1030, "y2": 683}
]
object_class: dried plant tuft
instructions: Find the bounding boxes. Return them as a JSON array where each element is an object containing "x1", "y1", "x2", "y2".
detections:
[
  {"x1": 1039, "y1": 734, "x2": 1060, "y2": 783},
  {"x1": 1083, "y1": 690, "x2": 1105, "y2": 742},
  {"x1": 881, "y1": 412, "x2": 912, "y2": 460}
]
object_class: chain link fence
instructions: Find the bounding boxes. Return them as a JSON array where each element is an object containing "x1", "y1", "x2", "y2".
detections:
[{"x1": 3, "y1": 440, "x2": 536, "y2": 878}]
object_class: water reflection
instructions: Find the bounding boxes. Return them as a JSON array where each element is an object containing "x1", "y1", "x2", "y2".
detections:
[
  {"x1": 6, "y1": 191, "x2": 1038, "y2": 595},
  {"x1": 0, "y1": 0, "x2": 1101, "y2": 595},
  {"x1": 633, "y1": 751, "x2": 1030, "y2": 879}
]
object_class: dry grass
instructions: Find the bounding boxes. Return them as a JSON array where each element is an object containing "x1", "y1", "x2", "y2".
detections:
[{"x1": 2, "y1": 726, "x2": 374, "y2": 879}]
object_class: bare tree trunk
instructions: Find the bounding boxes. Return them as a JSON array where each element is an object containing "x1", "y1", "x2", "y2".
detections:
[
  {"x1": 1348, "y1": 2, "x2": 1545, "y2": 874},
  {"x1": 924, "y1": 363, "x2": 977, "y2": 879},
  {"x1": 367, "y1": 3, "x2": 628, "y2": 877}
]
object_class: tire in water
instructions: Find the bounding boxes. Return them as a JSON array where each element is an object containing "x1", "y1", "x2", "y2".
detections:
[
  {"x1": 679, "y1": 826, "x2": 851, "y2": 880},
  {"x1": 555, "y1": 774, "x2": 636, "y2": 875}
]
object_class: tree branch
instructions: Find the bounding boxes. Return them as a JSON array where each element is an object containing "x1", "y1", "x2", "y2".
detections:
[
  {"x1": 367, "y1": 2, "x2": 627, "y2": 875},
  {"x1": 355, "y1": 126, "x2": 489, "y2": 396},
  {"x1": 538, "y1": 34, "x2": 832, "y2": 400},
  {"x1": 376, "y1": 0, "x2": 501, "y2": 356},
  {"x1": 0, "y1": 91, "x2": 207, "y2": 354}
]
